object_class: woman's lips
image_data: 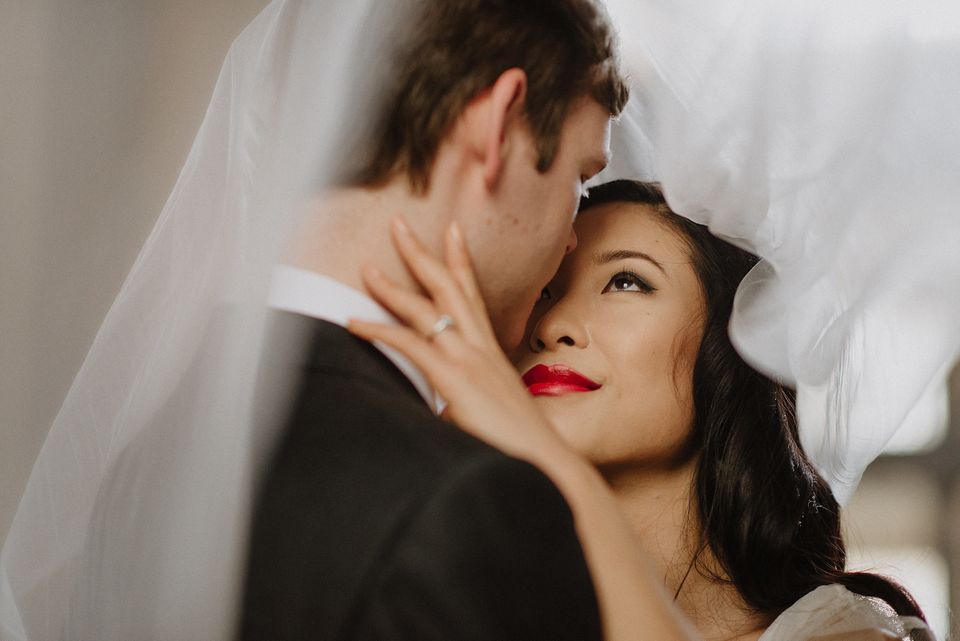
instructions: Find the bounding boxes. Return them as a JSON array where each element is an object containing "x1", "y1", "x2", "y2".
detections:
[{"x1": 521, "y1": 364, "x2": 602, "y2": 397}]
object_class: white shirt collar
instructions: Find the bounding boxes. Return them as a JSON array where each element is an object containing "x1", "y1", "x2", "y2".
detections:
[{"x1": 268, "y1": 265, "x2": 441, "y2": 413}]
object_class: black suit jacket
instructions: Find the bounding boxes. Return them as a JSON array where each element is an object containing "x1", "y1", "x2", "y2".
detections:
[{"x1": 239, "y1": 316, "x2": 603, "y2": 641}]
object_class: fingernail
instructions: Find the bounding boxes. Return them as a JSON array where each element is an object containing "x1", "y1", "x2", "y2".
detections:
[
  {"x1": 346, "y1": 319, "x2": 368, "y2": 334},
  {"x1": 448, "y1": 221, "x2": 463, "y2": 244},
  {"x1": 393, "y1": 217, "x2": 410, "y2": 236},
  {"x1": 363, "y1": 264, "x2": 383, "y2": 280}
]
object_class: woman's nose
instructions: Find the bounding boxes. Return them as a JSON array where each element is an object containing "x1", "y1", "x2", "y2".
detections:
[{"x1": 528, "y1": 298, "x2": 588, "y2": 353}]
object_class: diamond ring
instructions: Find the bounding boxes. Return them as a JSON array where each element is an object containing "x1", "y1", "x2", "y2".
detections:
[{"x1": 426, "y1": 314, "x2": 456, "y2": 340}]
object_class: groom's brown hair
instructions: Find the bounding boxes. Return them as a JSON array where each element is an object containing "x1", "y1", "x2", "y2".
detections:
[{"x1": 349, "y1": 0, "x2": 628, "y2": 191}]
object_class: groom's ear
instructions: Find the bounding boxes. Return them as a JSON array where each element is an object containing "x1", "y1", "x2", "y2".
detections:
[{"x1": 460, "y1": 69, "x2": 528, "y2": 191}]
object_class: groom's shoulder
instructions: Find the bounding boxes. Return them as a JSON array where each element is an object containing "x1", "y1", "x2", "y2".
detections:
[
  {"x1": 261, "y1": 315, "x2": 523, "y2": 495},
  {"x1": 288, "y1": 347, "x2": 512, "y2": 486}
]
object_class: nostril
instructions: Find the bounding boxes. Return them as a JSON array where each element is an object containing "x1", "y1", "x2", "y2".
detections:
[
  {"x1": 558, "y1": 336, "x2": 575, "y2": 346},
  {"x1": 534, "y1": 338, "x2": 546, "y2": 351}
]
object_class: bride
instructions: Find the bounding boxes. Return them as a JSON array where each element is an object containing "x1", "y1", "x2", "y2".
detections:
[{"x1": 348, "y1": 179, "x2": 934, "y2": 641}]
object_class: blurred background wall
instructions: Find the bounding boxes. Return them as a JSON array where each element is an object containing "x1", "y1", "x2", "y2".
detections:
[
  {"x1": 0, "y1": 0, "x2": 267, "y2": 541},
  {"x1": 0, "y1": 1, "x2": 956, "y2": 638}
]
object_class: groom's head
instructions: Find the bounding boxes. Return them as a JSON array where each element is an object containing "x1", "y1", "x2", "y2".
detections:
[{"x1": 347, "y1": 0, "x2": 628, "y2": 348}]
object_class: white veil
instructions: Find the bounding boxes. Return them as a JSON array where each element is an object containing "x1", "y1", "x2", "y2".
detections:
[
  {"x1": 3, "y1": 0, "x2": 959, "y2": 639},
  {"x1": 600, "y1": 0, "x2": 960, "y2": 505},
  {"x1": 0, "y1": 0, "x2": 407, "y2": 639}
]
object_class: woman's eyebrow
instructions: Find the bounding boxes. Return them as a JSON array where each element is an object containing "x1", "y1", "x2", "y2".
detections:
[{"x1": 592, "y1": 249, "x2": 666, "y2": 275}]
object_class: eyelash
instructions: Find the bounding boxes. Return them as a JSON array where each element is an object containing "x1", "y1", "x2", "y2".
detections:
[
  {"x1": 602, "y1": 270, "x2": 655, "y2": 294},
  {"x1": 538, "y1": 270, "x2": 655, "y2": 301}
]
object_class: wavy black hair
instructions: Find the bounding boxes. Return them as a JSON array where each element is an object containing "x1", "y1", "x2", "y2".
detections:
[{"x1": 578, "y1": 180, "x2": 927, "y2": 623}]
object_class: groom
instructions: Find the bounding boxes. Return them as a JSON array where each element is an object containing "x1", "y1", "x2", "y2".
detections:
[{"x1": 239, "y1": 1, "x2": 627, "y2": 639}]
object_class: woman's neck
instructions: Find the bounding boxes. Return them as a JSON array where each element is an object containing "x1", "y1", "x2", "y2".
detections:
[{"x1": 602, "y1": 462, "x2": 769, "y2": 641}]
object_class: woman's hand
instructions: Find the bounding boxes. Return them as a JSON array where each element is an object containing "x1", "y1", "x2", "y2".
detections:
[{"x1": 347, "y1": 218, "x2": 570, "y2": 467}]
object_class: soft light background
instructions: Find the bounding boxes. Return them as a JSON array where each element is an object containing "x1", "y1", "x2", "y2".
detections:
[
  {"x1": 0, "y1": 1, "x2": 955, "y2": 638},
  {"x1": 1, "y1": 0, "x2": 268, "y2": 537}
]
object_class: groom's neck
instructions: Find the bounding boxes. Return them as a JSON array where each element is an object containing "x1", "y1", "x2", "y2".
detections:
[{"x1": 287, "y1": 179, "x2": 452, "y2": 295}]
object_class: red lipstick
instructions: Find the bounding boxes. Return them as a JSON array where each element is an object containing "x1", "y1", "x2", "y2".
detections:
[{"x1": 522, "y1": 364, "x2": 601, "y2": 397}]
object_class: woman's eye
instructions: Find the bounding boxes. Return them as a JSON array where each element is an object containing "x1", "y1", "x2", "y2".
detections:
[{"x1": 602, "y1": 271, "x2": 654, "y2": 294}]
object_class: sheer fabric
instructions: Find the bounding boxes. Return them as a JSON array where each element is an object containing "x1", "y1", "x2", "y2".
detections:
[
  {"x1": 759, "y1": 585, "x2": 931, "y2": 641},
  {"x1": 0, "y1": 1, "x2": 406, "y2": 639},
  {"x1": 600, "y1": 0, "x2": 960, "y2": 504}
]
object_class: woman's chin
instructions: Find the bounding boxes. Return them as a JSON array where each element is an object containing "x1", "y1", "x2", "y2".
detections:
[
  {"x1": 531, "y1": 391, "x2": 594, "y2": 420},
  {"x1": 534, "y1": 397, "x2": 600, "y2": 457}
]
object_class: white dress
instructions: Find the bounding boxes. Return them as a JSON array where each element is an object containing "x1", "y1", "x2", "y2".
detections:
[{"x1": 759, "y1": 585, "x2": 932, "y2": 640}]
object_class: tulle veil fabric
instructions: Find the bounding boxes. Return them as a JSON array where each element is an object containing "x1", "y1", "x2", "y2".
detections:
[
  {"x1": 2, "y1": 0, "x2": 959, "y2": 639},
  {"x1": 601, "y1": 0, "x2": 960, "y2": 505},
  {"x1": 0, "y1": 0, "x2": 406, "y2": 638}
]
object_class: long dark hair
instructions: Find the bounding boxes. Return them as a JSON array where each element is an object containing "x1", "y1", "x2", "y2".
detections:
[{"x1": 578, "y1": 180, "x2": 926, "y2": 622}]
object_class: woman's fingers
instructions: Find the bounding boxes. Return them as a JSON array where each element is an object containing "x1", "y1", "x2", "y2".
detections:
[
  {"x1": 444, "y1": 222, "x2": 484, "y2": 305},
  {"x1": 444, "y1": 222, "x2": 498, "y2": 341},
  {"x1": 361, "y1": 265, "x2": 440, "y2": 337},
  {"x1": 391, "y1": 218, "x2": 482, "y2": 339}
]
